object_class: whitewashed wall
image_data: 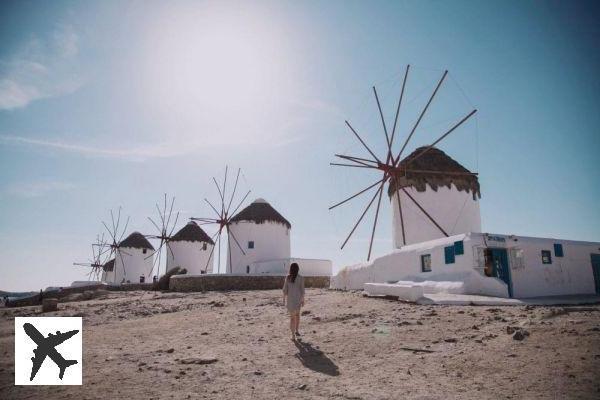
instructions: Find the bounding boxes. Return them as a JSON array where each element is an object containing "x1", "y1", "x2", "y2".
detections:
[
  {"x1": 227, "y1": 221, "x2": 291, "y2": 274},
  {"x1": 104, "y1": 247, "x2": 155, "y2": 284},
  {"x1": 249, "y1": 257, "x2": 332, "y2": 276},
  {"x1": 484, "y1": 235, "x2": 598, "y2": 298},
  {"x1": 391, "y1": 184, "x2": 481, "y2": 247},
  {"x1": 332, "y1": 232, "x2": 600, "y2": 298},
  {"x1": 332, "y1": 233, "x2": 508, "y2": 297},
  {"x1": 166, "y1": 241, "x2": 214, "y2": 274}
]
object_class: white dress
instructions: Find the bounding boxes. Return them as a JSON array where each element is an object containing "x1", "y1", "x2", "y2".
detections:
[{"x1": 283, "y1": 275, "x2": 305, "y2": 313}]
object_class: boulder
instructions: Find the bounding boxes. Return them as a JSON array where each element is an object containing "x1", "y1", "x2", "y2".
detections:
[
  {"x1": 42, "y1": 298, "x2": 58, "y2": 312},
  {"x1": 155, "y1": 267, "x2": 187, "y2": 291}
]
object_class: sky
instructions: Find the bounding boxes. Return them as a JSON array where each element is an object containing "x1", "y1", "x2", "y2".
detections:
[{"x1": 0, "y1": 0, "x2": 599, "y2": 291}]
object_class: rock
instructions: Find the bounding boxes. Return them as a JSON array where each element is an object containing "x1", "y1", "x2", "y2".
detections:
[
  {"x1": 166, "y1": 348, "x2": 175, "y2": 353},
  {"x1": 301, "y1": 310, "x2": 311, "y2": 316},
  {"x1": 155, "y1": 266, "x2": 188, "y2": 291},
  {"x1": 42, "y1": 298, "x2": 58, "y2": 312},
  {"x1": 512, "y1": 329, "x2": 530, "y2": 341},
  {"x1": 179, "y1": 357, "x2": 218, "y2": 365},
  {"x1": 254, "y1": 371, "x2": 263, "y2": 376},
  {"x1": 298, "y1": 384, "x2": 307, "y2": 390},
  {"x1": 444, "y1": 338, "x2": 457, "y2": 343},
  {"x1": 312, "y1": 316, "x2": 322, "y2": 322},
  {"x1": 506, "y1": 326, "x2": 516, "y2": 335}
]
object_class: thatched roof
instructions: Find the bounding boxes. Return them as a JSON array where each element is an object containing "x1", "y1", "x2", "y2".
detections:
[
  {"x1": 230, "y1": 198, "x2": 291, "y2": 229},
  {"x1": 102, "y1": 259, "x2": 115, "y2": 272},
  {"x1": 388, "y1": 147, "x2": 480, "y2": 200},
  {"x1": 171, "y1": 221, "x2": 215, "y2": 244},
  {"x1": 119, "y1": 231, "x2": 155, "y2": 250}
]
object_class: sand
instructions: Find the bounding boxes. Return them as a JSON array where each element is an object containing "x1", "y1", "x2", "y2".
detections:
[{"x1": 1, "y1": 289, "x2": 599, "y2": 399}]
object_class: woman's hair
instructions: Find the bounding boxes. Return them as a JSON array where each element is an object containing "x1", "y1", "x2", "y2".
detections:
[{"x1": 288, "y1": 262, "x2": 299, "y2": 283}]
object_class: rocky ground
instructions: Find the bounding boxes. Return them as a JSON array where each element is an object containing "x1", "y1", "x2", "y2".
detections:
[{"x1": 1, "y1": 289, "x2": 599, "y2": 399}]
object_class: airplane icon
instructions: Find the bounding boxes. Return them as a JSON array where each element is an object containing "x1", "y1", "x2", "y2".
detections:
[{"x1": 23, "y1": 322, "x2": 79, "y2": 381}]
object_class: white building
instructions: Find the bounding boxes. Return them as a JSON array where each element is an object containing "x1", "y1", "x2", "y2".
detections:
[
  {"x1": 227, "y1": 198, "x2": 292, "y2": 274},
  {"x1": 226, "y1": 198, "x2": 332, "y2": 276},
  {"x1": 167, "y1": 221, "x2": 215, "y2": 274},
  {"x1": 102, "y1": 232, "x2": 155, "y2": 284},
  {"x1": 332, "y1": 232, "x2": 600, "y2": 298},
  {"x1": 389, "y1": 147, "x2": 481, "y2": 247},
  {"x1": 332, "y1": 148, "x2": 600, "y2": 299}
]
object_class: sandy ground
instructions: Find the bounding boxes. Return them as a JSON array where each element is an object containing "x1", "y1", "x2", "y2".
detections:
[{"x1": 1, "y1": 289, "x2": 600, "y2": 399}]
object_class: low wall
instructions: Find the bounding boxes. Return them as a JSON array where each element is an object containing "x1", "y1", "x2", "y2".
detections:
[
  {"x1": 170, "y1": 274, "x2": 330, "y2": 292},
  {"x1": 5, "y1": 282, "x2": 155, "y2": 308}
]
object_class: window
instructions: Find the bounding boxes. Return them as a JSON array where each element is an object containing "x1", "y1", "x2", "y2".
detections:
[
  {"x1": 142, "y1": 248, "x2": 147, "y2": 254},
  {"x1": 554, "y1": 243, "x2": 564, "y2": 257},
  {"x1": 421, "y1": 254, "x2": 432, "y2": 272},
  {"x1": 202, "y1": 242, "x2": 207, "y2": 251},
  {"x1": 454, "y1": 241, "x2": 464, "y2": 255},
  {"x1": 246, "y1": 265, "x2": 250, "y2": 274},
  {"x1": 444, "y1": 246, "x2": 455, "y2": 264},
  {"x1": 248, "y1": 241, "x2": 254, "y2": 249},
  {"x1": 541, "y1": 250, "x2": 552, "y2": 264}
]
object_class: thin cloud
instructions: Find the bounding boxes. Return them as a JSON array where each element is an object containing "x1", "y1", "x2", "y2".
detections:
[
  {"x1": 0, "y1": 134, "x2": 195, "y2": 161},
  {"x1": 0, "y1": 25, "x2": 83, "y2": 110},
  {"x1": 4, "y1": 180, "x2": 76, "y2": 198}
]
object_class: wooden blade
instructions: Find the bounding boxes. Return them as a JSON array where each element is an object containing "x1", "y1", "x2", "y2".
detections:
[
  {"x1": 118, "y1": 216, "x2": 130, "y2": 243},
  {"x1": 335, "y1": 154, "x2": 379, "y2": 168},
  {"x1": 203, "y1": 231, "x2": 220, "y2": 273},
  {"x1": 222, "y1": 166, "x2": 228, "y2": 213},
  {"x1": 148, "y1": 216, "x2": 161, "y2": 233},
  {"x1": 401, "y1": 188, "x2": 448, "y2": 237},
  {"x1": 373, "y1": 86, "x2": 392, "y2": 162},
  {"x1": 340, "y1": 178, "x2": 387, "y2": 249},
  {"x1": 205, "y1": 198, "x2": 222, "y2": 219},
  {"x1": 334, "y1": 154, "x2": 378, "y2": 165},
  {"x1": 396, "y1": 70, "x2": 448, "y2": 163},
  {"x1": 226, "y1": 168, "x2": 241, "y2": 215},
  {"x1": 330, "y1": 163, "x2": 374, "y2": 169},
  {"x1": 405, "y1": 109, "x2": 478, "y2": 166},
  {"x1": 164, "y1": 196, "x2": 176, "y2": 234},
  {"x1": 229, "y1": 190, "x2": 251, "y2": 218},
  {"x1": 367, "y1": 181, "x2": 386, "y2": 261},
  {"x1": 345, "y1": 120, "x2": 382, "y2": 164},
  {"x1": 168, "y1": 212, "x2": 180, "y2": 237},
  {"x1": 213, "y1": 177, "x2": 224, "y2": 204},
  {"x1": 227, "y1": 226, "x2": 246, "y2": 256},
  {"x1": 394, "y1": 186, "x2": 407, "y2": 246},
  {"x1": 389, "y1": 65, "x2": 410, "y2": 157},
  {"x1": 329, "y1": 177, "x2": 385, "y2": 210}
]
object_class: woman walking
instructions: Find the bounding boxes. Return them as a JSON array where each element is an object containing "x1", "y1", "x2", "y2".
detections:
[{"x1": 283, "y1": 262, "x2": 305, "y2": 341}]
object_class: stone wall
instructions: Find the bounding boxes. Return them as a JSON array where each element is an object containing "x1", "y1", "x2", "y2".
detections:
[{"x1": 170, "y1": 274, "x2": 330, "y2": 292}]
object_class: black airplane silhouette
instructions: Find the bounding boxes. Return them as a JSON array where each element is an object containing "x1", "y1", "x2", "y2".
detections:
[{"x1": 23, "y1": 322, "x2": 79, "y2": 381}]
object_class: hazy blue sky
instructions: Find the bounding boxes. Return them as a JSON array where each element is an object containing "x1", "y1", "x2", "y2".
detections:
[{"x1": 1, "y1": 0, "x2": 599, "y2": 291}]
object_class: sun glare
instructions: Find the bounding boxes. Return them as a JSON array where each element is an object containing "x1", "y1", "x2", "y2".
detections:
[{"x1": 139, "y1": 3, "x2": 295, "y2": 145}]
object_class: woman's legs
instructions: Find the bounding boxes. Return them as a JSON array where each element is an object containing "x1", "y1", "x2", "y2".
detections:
[{"x1": 295, "y1": 313, "x2": 300, "y2": 333}]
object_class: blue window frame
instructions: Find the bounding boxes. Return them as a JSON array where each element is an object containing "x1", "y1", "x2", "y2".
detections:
[
  {"x1": 542, "y1": 250, "x2": 552, "y2": 264},
  {"x1": 454, "y1": 240, "x2": 464, "y2": 255},
  {"x1": 554, "y1": 243, "x2": 564, "y2": 257},
  {"x1": 421, "y1": 254, "x2": 432, "y2": 272},
  {"x1": 444, "y1": 246, "x2": 455, "y2": 264},
  {"x1": 248, "y1": 241, "x2": 254, "y2": 249}
]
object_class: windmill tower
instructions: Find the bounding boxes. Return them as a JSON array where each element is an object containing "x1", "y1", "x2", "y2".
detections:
[
  {"x1": 228, "y1": 198, "x2": 291, "y2": 274},
  {"x1": 73, "y1": 233, "x2": 110, "y2": 281},
  {"x1": 330, "y1": 65, "x2": 479, "y2": 260},
  {"x1": 98, "y1": 207, "x2": 156, "y2": 284},
  {"x1": 190, "y1": 166, "x2": 251, "y2": 274},
  {"x1": 167, "y1": 221, "x2": 215, "y2": 274},
  {"x1": 145, "y1": 194, "x2": 180, "y2": 279}
]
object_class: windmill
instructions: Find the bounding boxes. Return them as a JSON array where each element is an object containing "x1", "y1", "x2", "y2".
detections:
[
  {"x1": 330, "y1": 65, "x2": 478, "y2": 260},
  {"x1": 97, "y1": 207, "x2": 132, "y2": 282},
  {"x1": 190, "y1": 166, "x2": 251, "y2": 274},
  {"x1": 145, "y1": 193, "x2": 180, "y2": 279},
  {"x1": 73, "y1": 233, "x2": 110, "y2": 281}
]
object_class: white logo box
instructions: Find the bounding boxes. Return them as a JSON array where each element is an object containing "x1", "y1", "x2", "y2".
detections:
[{"x1": 14, "y1": 317, "x2": 82, "y2": 385}]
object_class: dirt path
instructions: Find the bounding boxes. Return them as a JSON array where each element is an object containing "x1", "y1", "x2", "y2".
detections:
[{"x1": 1, "y1": 289, "x2": 599, "y2": 399}]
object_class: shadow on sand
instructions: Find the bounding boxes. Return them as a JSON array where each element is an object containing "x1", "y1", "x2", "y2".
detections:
[{"x1": 294, "y1": 339, "x2": 340, "y2": 376}]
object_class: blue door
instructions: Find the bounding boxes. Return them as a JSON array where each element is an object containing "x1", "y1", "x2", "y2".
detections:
[
  {"x1": 491, "y1": 248, "x2": 512, "y2": 297},
  {"x1": 592, "y1": 254, "x2": 600, "y2": 295}
]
